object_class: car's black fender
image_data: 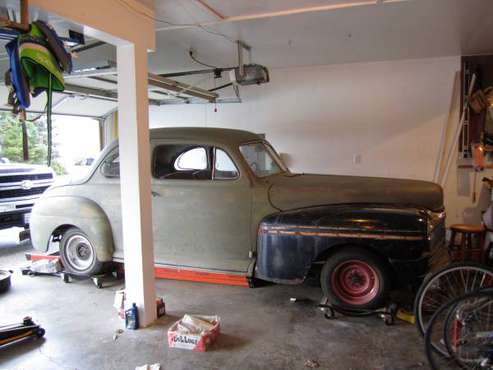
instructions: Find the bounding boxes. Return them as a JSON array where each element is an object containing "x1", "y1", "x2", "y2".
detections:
[{"x1": 254, "y1": 204, "x2": 429, "y2": 284}]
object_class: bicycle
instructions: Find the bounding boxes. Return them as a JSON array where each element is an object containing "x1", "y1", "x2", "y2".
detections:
[
  {"x1": 415, "y1": 263, "x2": 493, "y2": 356},
  {"x1": 425, "y1": 289, "x2": 493, "y2": 369}
]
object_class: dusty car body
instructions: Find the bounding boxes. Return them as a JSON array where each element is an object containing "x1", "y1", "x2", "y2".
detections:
[{"x1": 30, "y1": 127, "x2": 445, "y2": 309}]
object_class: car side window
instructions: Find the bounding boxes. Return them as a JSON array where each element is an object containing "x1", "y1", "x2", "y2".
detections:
[
  {"x1": 175, "y1": 147, "x2": 207, "y2": 171},
  {"x1": 101, "y1": 151, "x2": 120, "y2": 178},
  {"x1": 214, "y1": 148, "x2": 239, "y2": 180},
  {"x1": 153, "y1": 144, "x2": 212, "y2": 180}
]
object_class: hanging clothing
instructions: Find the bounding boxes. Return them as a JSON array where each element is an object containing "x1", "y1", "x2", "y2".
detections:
[{"x1": 4, "y1": 20, "x2": 72, "y2": 166}]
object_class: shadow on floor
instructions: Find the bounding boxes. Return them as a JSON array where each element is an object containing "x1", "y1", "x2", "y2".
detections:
[
  {"x1": 211, "y1": 333, "x2": 250, "y2": 352},
  {"x1": 0, "y1": 337, "x2": 45, "y2": 363}
]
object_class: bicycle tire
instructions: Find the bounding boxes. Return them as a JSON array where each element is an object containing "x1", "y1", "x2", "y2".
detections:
[
  {"x1": 425, "y1": 290, "x2": 493, "y2": 370},
  {"x1": 443, "y1": 290, "x2": 493, "y2": 368},
  {"x1": 415, "y1": 263, "x2": 493, "y2": 337}
]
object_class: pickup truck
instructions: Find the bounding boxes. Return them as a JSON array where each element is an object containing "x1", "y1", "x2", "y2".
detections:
[
  {"x1": 29, "y1": 127, "x2": 445, "y2": 310},
  {"x1": 0, "y1": 163, "x2": 54, "y2": 230}
]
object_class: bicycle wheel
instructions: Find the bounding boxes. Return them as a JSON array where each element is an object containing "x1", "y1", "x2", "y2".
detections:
[
  {"x1": 443, "y1": 290, "x2": 493, "y2": 369},
  {"x1": 425, "y1": 290, "x2": 493, "y2": 369},
  {"x1": 415, "y1": 263, "x2": 493, "y2": 339},
  {"x1": 425, "y1": 297, "x2": 459, "y2": 369}
]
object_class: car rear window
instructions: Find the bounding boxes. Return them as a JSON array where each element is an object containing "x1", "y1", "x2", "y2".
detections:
[{"x1": 153, "y1": 144, "x2": 212, "y2": 180}]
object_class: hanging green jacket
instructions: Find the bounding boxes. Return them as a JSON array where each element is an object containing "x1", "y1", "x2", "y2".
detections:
[{"x1": 18, "y1": 22, "x2": 65, "y2": 96}]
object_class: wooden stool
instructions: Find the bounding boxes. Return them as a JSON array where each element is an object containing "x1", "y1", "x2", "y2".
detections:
[{"x1": 448, "y1": 224, "x2": 485, "y2": 262}]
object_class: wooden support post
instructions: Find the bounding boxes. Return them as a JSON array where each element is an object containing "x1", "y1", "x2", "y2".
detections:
[
  {"x1": 0, "y1": 0, "x2": 30, "y2": 32},
  {"x1": 117, "y1": 43, "x2": 156, "y2": 327},
  {"x1": 20, "y1": 0, "x2": 29, "y2": 30}
]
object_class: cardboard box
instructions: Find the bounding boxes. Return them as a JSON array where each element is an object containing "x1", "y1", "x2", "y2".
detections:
[
  {"x1": 167, "y1": 315, "x2": 220, "y2": 352},
  {"x1": 113, "y1": 290, "x2": 125, "y2": 319}
]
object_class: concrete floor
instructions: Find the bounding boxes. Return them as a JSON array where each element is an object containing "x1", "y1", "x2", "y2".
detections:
[{"x1": 0, "y1": 239, "x2": 429, "y2": 370}]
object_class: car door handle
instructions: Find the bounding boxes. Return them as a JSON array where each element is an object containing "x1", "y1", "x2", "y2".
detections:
[{"x1": 152, "y1": 191, "x2": 161, "y2": 197}]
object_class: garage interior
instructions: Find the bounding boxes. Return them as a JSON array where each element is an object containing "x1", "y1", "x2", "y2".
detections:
[{"x1": 1, "y1": 0, "x2": 493, "y2": 369}]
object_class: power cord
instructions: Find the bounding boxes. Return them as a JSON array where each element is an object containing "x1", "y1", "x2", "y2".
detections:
[
  {"x1": 116, "y1": 0, "x2": 235, "y2": 43},
  {"x1": 189, "y1": 50, "x2": 218, "y2": 69}
]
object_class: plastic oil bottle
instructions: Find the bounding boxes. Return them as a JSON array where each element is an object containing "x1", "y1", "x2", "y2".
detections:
[{"x1": 125, "y1": 303, "x2": 139, "y2": 330}]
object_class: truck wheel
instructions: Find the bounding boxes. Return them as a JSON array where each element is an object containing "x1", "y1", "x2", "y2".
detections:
[
  {"x1": 60, "y1": 227, "x2": 103, "y2": 277},
  {"x1": 321, "y1": 247, "x2": 390, "y2": 310}
]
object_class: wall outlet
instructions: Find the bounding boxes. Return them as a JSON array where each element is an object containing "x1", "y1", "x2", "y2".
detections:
[{"x1": 353, "y1": 153, "x2": 362, "y2": 165}]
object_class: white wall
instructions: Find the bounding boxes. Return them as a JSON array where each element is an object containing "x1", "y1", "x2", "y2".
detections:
[{"x1": 149, "y1": 56, "x2": 489, "y2": 226}]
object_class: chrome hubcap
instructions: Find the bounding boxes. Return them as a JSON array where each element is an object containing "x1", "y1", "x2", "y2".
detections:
[{"x1": 65, "y1": 235, "x2": 94, "y2": 271}]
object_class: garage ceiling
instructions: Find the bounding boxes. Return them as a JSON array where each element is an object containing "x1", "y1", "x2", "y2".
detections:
[
  {"x1": 0, "y1": 0, "x2": 492, "y2": 118},
  {"x1": 150, "y1": 0, "x2": 493, "y2": 72}
]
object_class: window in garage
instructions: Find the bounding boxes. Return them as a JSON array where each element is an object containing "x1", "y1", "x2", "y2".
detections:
[
  {"x1": 55, "y1": 116, "x2": 101, "y2": 179},
  {"x1": 0, "y1": 113, "x2": 100, "y2": 178}
]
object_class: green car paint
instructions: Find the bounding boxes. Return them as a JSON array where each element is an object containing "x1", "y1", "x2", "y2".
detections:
[{"x1": 30, "y1": 127, "x2": 443, "y2": 280}]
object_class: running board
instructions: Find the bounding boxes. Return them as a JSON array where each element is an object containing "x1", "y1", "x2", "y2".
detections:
[{"x1": 154, "y1": 266, "x2": 249, "y2": 287}]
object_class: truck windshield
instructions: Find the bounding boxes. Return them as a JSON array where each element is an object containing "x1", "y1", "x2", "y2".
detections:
[{"x1": 239, "y1": 142, "x2": 287, "y2": 177}]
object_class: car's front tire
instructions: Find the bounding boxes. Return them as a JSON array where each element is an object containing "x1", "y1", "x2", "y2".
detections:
[
  {"x1": 60, "y1": 227, "x2": 103, "y2": 276},
  {"x1": 321, "y1": 247, "x2": 390, "y2": 310}
]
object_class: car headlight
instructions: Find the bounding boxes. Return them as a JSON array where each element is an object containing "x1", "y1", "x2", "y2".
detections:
[{"x1": 426, "y1": 210, "x2": 446, "y2": 236}]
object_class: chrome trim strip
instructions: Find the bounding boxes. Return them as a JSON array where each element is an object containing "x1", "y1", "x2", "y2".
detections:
[
  {"x1": 260, "y1": 226, "x2": 424, "y2": 241},
  {"x1": 263, "y1": 224, "x2": 422, "y2": 235},
  {"x1": 0, "y1": 182, "x2": 53, "y2": 191}
]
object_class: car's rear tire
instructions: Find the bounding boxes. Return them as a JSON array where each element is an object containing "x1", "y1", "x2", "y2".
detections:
[
  {"x1": 321, "y1": 247, "x2": 390, "y2": 310},
  {"x1": 59, "y1": 227, "x2": 103, "y2": 276}
]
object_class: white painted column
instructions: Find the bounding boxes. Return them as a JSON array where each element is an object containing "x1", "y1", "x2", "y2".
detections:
[{"x1": 117, "y1": 43, "x2": 156, "y2": 327}]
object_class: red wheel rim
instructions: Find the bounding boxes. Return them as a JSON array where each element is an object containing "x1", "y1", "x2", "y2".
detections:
[{"x1": 330, "y1": 260, "x2": 380, "y2": 305}]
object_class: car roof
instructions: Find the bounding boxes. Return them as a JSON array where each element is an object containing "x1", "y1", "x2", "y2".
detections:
[{"x1": 149, "y1": 127, "x2": 262, "y2": 145}]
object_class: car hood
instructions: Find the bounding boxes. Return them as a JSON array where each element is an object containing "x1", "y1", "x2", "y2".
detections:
[
  {"x1": 267, "y1": 173, "x2": 444, "y2": 212},
  {"x1": 0, "y1": 163, "x2": 52, "y2": 174}
]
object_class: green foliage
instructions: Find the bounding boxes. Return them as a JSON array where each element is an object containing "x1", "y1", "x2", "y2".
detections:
[
  {"x1": 0, "y1": 112, "x2": 66, "y2": 175},
  {"x1": 50, "y1": 161, "x2": 66, "y2": 175}
]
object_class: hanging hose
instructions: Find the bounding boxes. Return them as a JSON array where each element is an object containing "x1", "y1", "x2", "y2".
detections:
[{"x1": 46, "y1": 73, "x2": 52, "y2": 167}]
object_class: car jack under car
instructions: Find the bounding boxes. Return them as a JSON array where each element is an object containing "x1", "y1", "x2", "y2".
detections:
[
  {"x1": 288, "y1": 294, "x2": 399, "y2": 325},
  {"x1": 318, "y1": 296, "x2": 398, "y2": 325}
]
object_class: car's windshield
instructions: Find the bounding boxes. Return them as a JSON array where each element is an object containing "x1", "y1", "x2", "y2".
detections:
[{"x1": 239, "y1": 141, "x2": 287, "y2": 177}]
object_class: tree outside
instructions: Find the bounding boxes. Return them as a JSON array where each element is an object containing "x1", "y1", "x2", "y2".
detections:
[{"x1": 0, "y1": 112, "x2": 67, "y2": 175}]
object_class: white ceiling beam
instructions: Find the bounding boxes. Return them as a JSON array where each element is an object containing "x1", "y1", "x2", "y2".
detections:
[{"x1": 156, "y1": 0, "x2": 412, "y2": 32}]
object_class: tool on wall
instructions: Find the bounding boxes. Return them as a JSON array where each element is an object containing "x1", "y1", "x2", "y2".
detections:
[
  {"x1": 472, "y1": 143, "x2": 485, "y2": 202},
  {"x1": 440, "y1": 74, "x2": 477, "y2": 187},
  {"x1": 461, "y1": 67, "x2": 473, "y2": 159},
  {"x1": 439, "y1": 57, "x2": 493, "y2": 204}
]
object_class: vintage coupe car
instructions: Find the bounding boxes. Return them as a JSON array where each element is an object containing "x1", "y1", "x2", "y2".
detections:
[{"x1": 30, "y1": 127, "x2": 445, "y2": 309}]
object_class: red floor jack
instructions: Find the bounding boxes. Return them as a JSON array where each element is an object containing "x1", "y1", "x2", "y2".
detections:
[{"x1": 0, "y1": 317, "x2": 45, "y2": 349}]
